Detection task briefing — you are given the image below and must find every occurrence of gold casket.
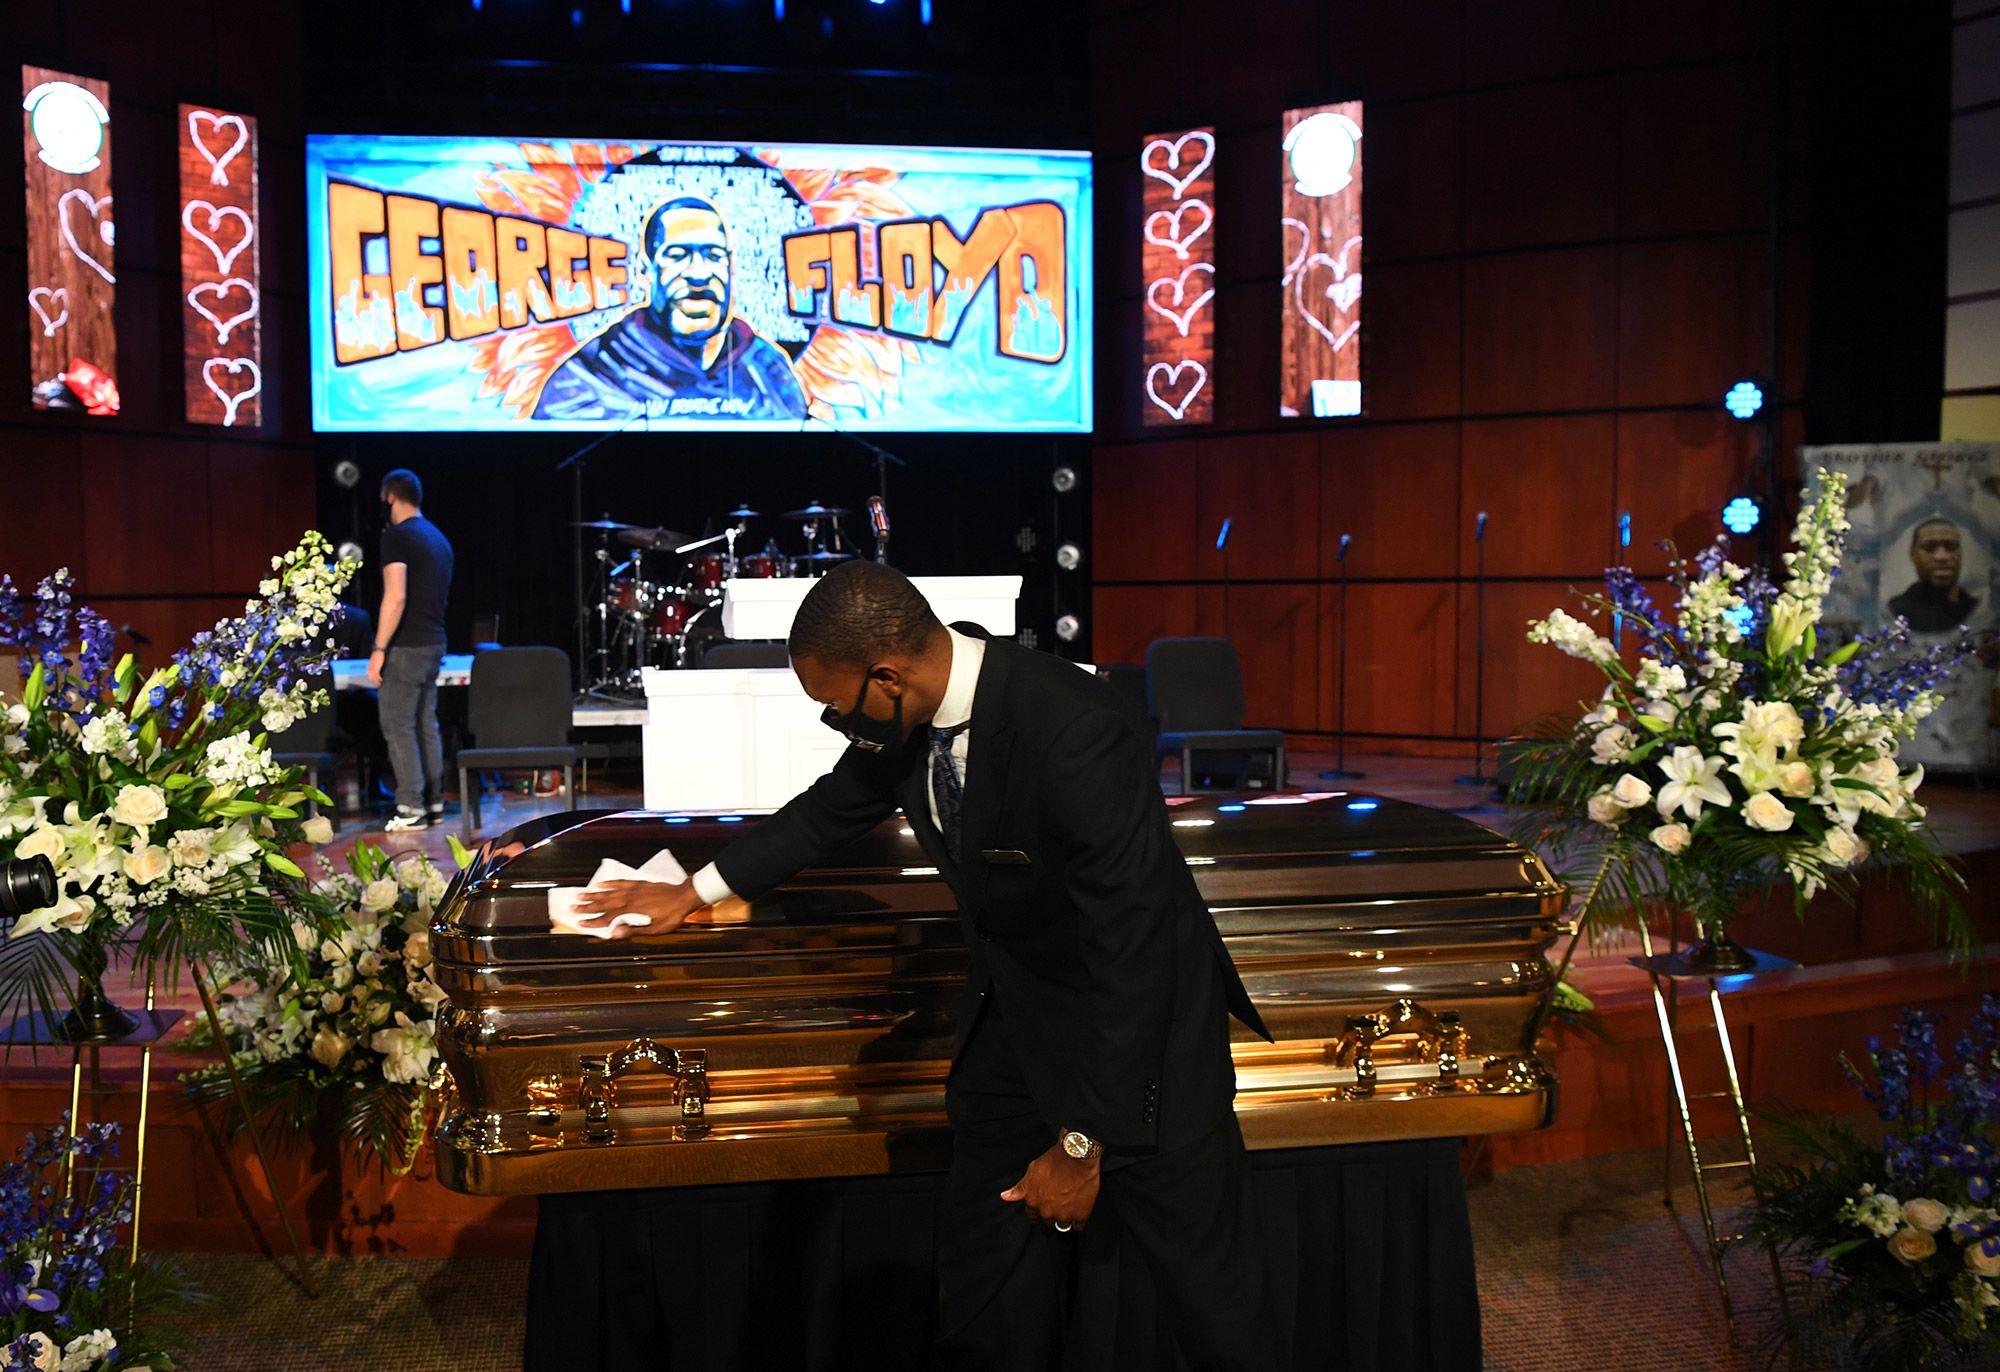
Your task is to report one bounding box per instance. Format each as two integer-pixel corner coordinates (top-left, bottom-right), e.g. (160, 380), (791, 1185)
(430, 793), (1565, 1195)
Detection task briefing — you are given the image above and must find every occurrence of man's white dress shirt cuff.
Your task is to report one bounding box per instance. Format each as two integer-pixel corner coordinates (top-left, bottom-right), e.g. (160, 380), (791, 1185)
(691, 862), (734, 907)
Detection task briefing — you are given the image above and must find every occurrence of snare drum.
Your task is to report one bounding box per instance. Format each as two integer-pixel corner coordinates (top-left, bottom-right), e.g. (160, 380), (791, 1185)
(690, 553), (731, 594)
(736, 551), (783, 579)
(609, 577), (654, 618)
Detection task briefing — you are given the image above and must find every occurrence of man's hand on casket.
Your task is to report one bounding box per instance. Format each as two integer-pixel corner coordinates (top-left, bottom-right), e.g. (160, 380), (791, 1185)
(570, 878), (704, 936)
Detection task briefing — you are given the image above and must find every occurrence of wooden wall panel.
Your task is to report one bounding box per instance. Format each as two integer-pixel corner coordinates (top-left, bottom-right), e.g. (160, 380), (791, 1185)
(78, 435), (213, 594)
(1619, 63), (1767, 238)
(1195, 432), (1321, 580)
(1457, 580), (1615, 738)
(1091, 583), (1200, 667)
(1460, 0), (1620, 87)
(1359, 260), (1461, 420)
(1363, 97), (1461, 263)
(1461, 247), (1620, 415)
(1460, 416), (1618, 577)
(1617, 237), (1766, 409)
(207, 444), (315, 590)
(1319, 423), (1461, 580)
(1613, 410), (1755, 575)
(0, 430), (82, 586)
(1212, 584), (1319, 730)
(1093, 439), (1202, 581)
(1345, 1), (1466, 101)
(1461, 77), (1620, 253)
(1342, 583), (1460, 740)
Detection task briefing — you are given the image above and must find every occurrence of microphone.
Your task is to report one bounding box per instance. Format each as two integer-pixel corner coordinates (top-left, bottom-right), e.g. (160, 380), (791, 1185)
(1617, 511), (1631, 550)
(120, 624), (151, 647)
(1215, 517), (1232, 551)
(1337, 533), (1352, 563)
(868, 495), (890, 540)
(1474, 511), (1488, 542)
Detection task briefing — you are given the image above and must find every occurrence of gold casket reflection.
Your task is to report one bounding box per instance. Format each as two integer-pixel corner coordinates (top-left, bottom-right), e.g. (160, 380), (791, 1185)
(429, 793), (1565, 1195)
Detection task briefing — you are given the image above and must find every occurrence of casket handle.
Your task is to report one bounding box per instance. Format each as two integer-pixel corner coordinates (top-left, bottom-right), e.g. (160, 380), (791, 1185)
(579, 1038), (710, 1142)
(1330, 999), (1472, 1098)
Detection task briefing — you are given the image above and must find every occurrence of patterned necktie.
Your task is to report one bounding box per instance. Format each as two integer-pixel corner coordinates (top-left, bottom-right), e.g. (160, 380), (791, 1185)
(929, 721), (968, 862)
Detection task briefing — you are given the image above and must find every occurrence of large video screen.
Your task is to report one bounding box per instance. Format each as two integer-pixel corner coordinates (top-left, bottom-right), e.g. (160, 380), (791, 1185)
(306, 135), (1092, 432)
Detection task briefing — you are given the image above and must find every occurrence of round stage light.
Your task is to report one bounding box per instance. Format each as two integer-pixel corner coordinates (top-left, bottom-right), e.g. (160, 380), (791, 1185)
(1050, 465), (1078, 493)
(1055, 542), (1084, 571)
(24, 81), (109, 175)
(332, 459), (362, 489)
(336, 540), (365, 566)
(1054, 614), (1081, 642)
(1723, 379), (1764, 420)
(1722, 496), (1762, 535)
(1282, 111), (1362, 197)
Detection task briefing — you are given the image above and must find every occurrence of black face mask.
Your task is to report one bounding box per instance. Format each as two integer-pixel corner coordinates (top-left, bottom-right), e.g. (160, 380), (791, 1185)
(820, 673), (904, 753)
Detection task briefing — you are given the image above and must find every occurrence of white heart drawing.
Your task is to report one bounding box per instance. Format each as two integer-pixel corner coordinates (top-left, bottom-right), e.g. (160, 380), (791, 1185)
(27, 286), (68, 337)
(181, 200), (254, 275)
(1145, 359), (1208, 422)
(1143, 200), (1212, 261)
(1293, 235), (1363, 354)
(58, 190), (115, 283)
(1139, 130), (1215, 201)
(187, 110), (249, 187)
(1146, 264), (1215, 337)
(1280, 217), (1312, 287)
(188, 278), (260, 343)
(200, 357), (262, 428)
(1328, 270), (1363, 315)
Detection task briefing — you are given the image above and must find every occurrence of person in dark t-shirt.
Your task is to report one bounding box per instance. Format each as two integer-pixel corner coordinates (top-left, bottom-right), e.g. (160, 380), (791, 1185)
(368, 468), (454, 830)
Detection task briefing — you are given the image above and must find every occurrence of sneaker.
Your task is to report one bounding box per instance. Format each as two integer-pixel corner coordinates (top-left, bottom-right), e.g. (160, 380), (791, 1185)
(384, 808), (430, 832)
(426, 801), (446, 821)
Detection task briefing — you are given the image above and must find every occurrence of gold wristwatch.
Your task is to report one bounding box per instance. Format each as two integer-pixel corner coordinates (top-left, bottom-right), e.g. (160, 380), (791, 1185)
(1059, 1128), (1102, 1161)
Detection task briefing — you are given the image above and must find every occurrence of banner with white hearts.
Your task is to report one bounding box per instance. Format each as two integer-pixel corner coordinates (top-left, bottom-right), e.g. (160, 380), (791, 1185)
(1277, 100), (1365, 421)
(1139, 125), (1217, 427)
(24, 65), (119, 413)
(179, 103), (262, 428)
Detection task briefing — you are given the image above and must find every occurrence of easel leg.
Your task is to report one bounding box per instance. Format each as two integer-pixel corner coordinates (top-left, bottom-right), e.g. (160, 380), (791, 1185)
(193, 962), (318, 1297)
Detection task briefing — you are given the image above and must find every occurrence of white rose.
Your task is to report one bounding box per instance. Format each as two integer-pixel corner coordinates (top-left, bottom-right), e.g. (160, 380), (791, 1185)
(360, 879), (400, 914)
(309, 1027), (352, 1070)
(168, 829), (214, 868)
(1590, 725), (1633, 766)
(1586, 791), (1627, 827)
(403, 929), (433, 969)
(122, 845), (171, 885)
(1967, 1240), (2000, 1278)
(109, 784), (169, 828)
(1742, 791), (1796, 833)
(1649, 822), (1691, 856)
(320, 991), (346, 1015)
(356, 950), (383, 978)
(1903, 1197), (1949, 1234)
(1777, 762), (1816, 799)
(1888, 1226), (1937, 1266)
(14, 826), (64, 866)
(300, 815), (334, 847)
(1611, 774), (1653, 809)
(1823, 826), (1866, 869)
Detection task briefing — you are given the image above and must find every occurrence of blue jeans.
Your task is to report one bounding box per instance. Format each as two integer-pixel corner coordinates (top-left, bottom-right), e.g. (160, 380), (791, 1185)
(378, 642), (445, 813)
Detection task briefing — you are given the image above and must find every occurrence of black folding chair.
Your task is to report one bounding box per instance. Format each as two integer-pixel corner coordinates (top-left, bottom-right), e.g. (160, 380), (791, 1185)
(1145, 637), (1286, 795)
(456, 646), (577, 839)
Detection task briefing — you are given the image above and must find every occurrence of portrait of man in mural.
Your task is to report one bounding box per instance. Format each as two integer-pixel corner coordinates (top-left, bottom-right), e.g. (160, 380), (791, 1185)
(1888, 516), (1982, 633)
(532, 195), (809, 422)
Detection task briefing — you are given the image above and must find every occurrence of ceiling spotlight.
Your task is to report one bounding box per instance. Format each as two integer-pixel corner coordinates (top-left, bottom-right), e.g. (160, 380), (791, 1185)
(1054, 614), (1081, 642)
(1055, 543), (1084, 571)
(1051, 466), (1078, 493)
(1722, 496), (1763, 535)
(332, 459), (362, 489)
(1723, 379), (1764, 421)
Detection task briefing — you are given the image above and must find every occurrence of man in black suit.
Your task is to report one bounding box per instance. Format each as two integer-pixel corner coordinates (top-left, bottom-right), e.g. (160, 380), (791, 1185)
(573, 562), (1277, 1371)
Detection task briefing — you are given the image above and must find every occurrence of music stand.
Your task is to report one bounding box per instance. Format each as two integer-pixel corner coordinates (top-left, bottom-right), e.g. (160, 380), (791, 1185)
(1455, 511), (1492, 788)
(1319, 532), (1364, 781)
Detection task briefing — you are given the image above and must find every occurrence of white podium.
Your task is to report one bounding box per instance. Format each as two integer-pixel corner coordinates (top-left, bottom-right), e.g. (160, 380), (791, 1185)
(721, 573), (1023, 641)
(640, 667), (847, 812)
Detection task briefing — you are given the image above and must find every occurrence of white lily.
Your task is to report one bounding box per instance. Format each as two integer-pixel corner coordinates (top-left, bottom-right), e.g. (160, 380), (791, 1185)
(1656, 746), (1731, 821)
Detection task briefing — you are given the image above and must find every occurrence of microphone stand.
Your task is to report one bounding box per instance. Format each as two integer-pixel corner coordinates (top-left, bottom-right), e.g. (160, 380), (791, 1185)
(1456, 511), (1492, 788)
(556, 412), (646, 703)
(1612, 511), (1631, 652)
(1319, 533), (1364, 781)
(1216, 517), (1233, 640)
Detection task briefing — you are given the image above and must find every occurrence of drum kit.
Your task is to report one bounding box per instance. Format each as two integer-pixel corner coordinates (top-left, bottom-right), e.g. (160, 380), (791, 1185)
(578, 502), (861, 690)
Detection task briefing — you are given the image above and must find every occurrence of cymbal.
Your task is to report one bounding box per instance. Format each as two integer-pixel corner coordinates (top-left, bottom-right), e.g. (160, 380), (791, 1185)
(726, 506), (760, 519)
(574, 518), (643, 531)
(794, 550), (856, 563)
(616, 526), (695, 551)
(783, 502), (849, 519)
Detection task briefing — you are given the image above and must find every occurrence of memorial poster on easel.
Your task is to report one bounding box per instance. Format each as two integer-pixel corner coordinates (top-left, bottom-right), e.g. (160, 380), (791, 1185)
(1803, 442), (2000, 771)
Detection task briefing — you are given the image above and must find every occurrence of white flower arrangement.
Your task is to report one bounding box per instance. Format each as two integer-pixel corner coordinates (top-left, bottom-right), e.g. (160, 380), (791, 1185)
(1513, 469), (1969, 950)
(184, 841), (451, 1173)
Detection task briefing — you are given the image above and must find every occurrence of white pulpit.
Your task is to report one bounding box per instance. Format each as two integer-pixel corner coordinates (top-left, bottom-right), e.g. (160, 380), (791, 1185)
(641, 667), (847, 812)
(721, 573), (1023, 641)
